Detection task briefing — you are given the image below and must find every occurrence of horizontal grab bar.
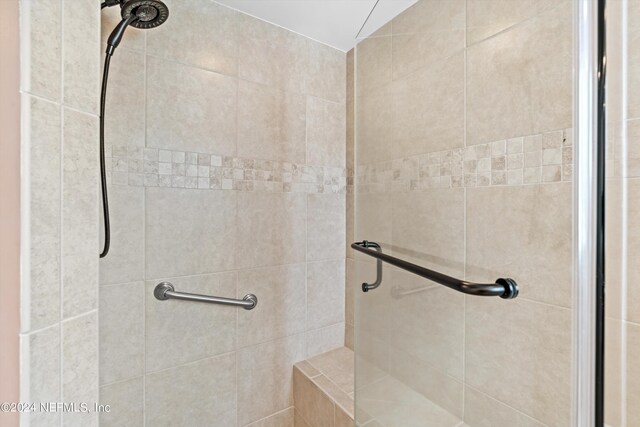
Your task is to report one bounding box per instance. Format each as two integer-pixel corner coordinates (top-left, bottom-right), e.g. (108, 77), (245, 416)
(154, 282), (258, 310)
(351, 241), (518, 299)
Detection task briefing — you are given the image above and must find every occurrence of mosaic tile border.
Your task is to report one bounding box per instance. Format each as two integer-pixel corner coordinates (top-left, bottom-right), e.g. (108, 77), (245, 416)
(107, 146), (349, 194)
(356, 129), (573, 193)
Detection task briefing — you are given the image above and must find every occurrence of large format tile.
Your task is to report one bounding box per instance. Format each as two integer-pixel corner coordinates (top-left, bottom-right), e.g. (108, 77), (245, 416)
(99, 282), (144, 385)
(145, 272), (237, 372)
(627, 322), (640, 423)
(307, 42), (346, 104)
(62, 312), (98, 427)
(465, 297), (571, 426)
(239, 15), (308, 94)
(20, 326), (61, 427)
(99, 185), (144, 285)
(23, 96), (61, 332)
(392, 53), (464, 158)
(624, 179), (640, 323)
(237, 80), (306, 163)
(237, 334), (306, 426)
(466, 183), (572, 307)
(63, 0), (99, 113)
(391, 0), (465, 80)
(146, 187), (236, 278)
(145, 353), (237, 427)
(306, 97), (346, 167)
(391, 188), (465, 277)
(237, 264), (306, 348)
(307, 194), (346, 261)
(20, 0), (61, 100)
(146, 0), (240, 76)
(62, 109), (98, 319)
(466, 0), (561, 45)
(293, 367), (335, 427)
(464, 386), (546, 427)
(355, 24), (392, 98)
(245, 407), (295, 427)
(99, 377), (143, 427)
(466, 2), (572, 144)
(236, 192), (306, 269)
(103, 49), (145, 150)
(306, 323), (346, 358)
(146, 57), (237, 156)
(355, 84), (393, 165)
(307, 260), (346, 330)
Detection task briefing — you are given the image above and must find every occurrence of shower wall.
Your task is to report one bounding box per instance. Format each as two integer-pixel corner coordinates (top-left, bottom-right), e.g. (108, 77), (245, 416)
(354, 0), (574, 425)
(19, 0), (101, 426)
(98, 1), (347, 426)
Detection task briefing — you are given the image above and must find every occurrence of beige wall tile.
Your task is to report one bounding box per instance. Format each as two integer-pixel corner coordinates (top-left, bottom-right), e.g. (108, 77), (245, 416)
(23, 96), (61, 331)
(145, 272), (237, 372)
(237, 80), (306, 163)
(463, 386), (546, 427)
(237, 264), (306, 347)
(293, 367), (335, 427)
(627, 321), (640, 423)
(62, 312), (98, 427)
(62, 109), (98, 318)
(391, 0), (465, 80)
(307, 347), (354, 395)
(99, 282), (144, 385)
(345, 259), (355, 328)
(307, 97), (346, 167)
(307, 43), (346, 104)
(245, 407), (295, 427)
(63, 0), (99, 113)
(239, 15), (308, 94)
(391, 189), (465, 277)
(99, 377), (143, 427)
(466, 184), (572, 307)
(294, 409), (313, 427)
(146, 0), (240, 76)
(465, 297), (571, 426)
(392, 53), (464, 158)
(20, 0), (61, 100)
(307, 260), (346, 330)
(236, 192), (306, 269)
(146, 187), (236, 278)
(355, 26), (392, 97)
(624, 179), (640, 323)
(306, 323), (346, 358)
(466, 3), (572, 144)
(146, 57), (238, 156)
(102, 49), (145, 153)
(307, 194), (346, 261)
(238, 334), (306, 426)
(145, 353), (237, 426)
(466, 0), (561, 45)
(627, 2), (640, 120)
(99, 185), (144, 285)
(356, 84), (393, 165)
(335, 405), (354, 427)
(20, 326), (61, 427)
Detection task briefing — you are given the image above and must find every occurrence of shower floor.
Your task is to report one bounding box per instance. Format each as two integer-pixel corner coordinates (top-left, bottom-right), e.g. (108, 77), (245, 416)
(293, 347), (464, 427)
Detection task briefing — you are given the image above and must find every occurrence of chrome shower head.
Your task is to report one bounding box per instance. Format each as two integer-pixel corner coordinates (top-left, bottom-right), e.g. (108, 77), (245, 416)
(121, 0), (169, 29)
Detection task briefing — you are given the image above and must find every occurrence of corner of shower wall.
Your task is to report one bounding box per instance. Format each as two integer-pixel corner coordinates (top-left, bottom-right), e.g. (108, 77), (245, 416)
(19, 0), (101, 426)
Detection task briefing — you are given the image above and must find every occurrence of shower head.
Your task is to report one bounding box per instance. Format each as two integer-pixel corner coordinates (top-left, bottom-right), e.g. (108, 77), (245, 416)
(121, 0), (169, 29)
(104, 0), (169, 55)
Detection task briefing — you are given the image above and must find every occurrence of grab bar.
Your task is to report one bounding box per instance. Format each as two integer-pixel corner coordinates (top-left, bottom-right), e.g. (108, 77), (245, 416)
(154, 282), (258, 310)
(351, 241), (518, 299)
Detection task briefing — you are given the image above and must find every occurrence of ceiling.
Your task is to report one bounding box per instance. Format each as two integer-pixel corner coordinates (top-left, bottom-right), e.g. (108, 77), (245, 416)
(214, 0), (418, 52)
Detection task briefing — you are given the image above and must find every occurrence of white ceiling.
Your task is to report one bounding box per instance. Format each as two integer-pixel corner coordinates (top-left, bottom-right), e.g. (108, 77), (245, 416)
(214, 0), (417, 52)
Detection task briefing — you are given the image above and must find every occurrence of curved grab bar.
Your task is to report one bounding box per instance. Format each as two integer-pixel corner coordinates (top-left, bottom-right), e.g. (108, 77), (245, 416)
(154, 282), (258, 310)
(351, 241), (518, 299)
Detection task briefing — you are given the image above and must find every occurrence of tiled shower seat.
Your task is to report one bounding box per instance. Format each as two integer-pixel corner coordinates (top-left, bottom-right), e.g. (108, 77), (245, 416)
(293, 347), (356, 427)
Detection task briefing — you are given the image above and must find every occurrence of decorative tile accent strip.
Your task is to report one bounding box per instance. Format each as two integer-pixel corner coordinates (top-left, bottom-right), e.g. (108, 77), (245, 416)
(356, 129), (573, 193)
(107, 146), (348, 194)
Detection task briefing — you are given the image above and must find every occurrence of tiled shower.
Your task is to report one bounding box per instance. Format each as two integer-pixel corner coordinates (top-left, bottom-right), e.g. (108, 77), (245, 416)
(13, 0), (640, 426)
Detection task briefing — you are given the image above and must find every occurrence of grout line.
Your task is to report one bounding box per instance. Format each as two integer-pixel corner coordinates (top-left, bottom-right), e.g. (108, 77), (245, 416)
(59, 0), (65, 424)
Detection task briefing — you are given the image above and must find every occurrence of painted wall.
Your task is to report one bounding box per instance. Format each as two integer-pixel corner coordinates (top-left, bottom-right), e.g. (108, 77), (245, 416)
(98, 1), (347, 425)
(0, 1), (21, 425)
(19, 0), (101, 425)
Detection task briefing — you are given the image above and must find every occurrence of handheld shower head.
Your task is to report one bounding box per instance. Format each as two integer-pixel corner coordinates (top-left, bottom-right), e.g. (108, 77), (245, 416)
(121, 0), (169, 29)
(105, 0), (169, 55)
